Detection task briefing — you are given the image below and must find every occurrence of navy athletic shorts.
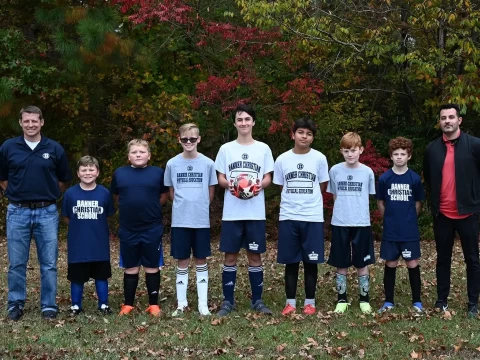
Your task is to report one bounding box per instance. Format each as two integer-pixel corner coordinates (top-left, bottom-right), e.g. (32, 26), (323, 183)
(67, 261), (112, 283)
(277, 220), (325, 264)
(380, 240), (421, 261)
(170, 227), (211, 260)
(118, 224), (163, 268)
(327, 225), (375, 268)
(220, 220), (266, 254)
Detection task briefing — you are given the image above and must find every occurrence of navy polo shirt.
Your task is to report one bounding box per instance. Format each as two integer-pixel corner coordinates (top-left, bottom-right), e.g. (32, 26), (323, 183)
(0, 135), (72, 202)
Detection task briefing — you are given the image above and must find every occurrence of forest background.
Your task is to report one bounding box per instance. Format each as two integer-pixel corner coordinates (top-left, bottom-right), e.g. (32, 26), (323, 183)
(1, 0), (480, 238)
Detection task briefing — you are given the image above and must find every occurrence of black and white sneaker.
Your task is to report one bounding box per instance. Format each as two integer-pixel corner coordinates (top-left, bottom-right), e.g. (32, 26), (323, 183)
(69, 305), (83, 317)
(434, 300), (448, 312)
(98, 304), (112, 315)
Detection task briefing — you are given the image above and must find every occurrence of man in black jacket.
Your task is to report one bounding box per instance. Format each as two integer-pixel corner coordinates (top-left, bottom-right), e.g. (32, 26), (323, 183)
(423, 103), (480, 317)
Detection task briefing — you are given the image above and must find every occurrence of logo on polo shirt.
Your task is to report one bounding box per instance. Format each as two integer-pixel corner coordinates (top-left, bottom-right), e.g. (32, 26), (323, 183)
(308, 252), (318, 261)
(249, 242), (259, 251)
(42, 153), (50, 159)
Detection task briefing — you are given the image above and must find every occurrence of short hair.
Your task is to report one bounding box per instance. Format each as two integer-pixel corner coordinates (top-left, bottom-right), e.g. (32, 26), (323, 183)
(77, 155), (100, 170)
(439, 103), (461, 117)
(292, 118), (317, 136)
(388, 137), (413, 156)
(232, 104), (256, 122)
(127, 139), (150, 153)
(19, 105), (43, 121)
(179, 123), (200, 136)
(340, 132), (362, 149)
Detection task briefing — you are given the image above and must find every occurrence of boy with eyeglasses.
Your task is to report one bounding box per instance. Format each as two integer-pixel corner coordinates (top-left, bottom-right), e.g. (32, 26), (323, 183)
(164, 123), (217, 316)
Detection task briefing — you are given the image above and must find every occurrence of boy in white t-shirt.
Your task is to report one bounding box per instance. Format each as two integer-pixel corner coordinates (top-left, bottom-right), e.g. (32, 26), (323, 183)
(273, 118), (329, 316)
(327, 132), (376, 314)
(164, 123), (217, 316)
(214, 104), (274, 316)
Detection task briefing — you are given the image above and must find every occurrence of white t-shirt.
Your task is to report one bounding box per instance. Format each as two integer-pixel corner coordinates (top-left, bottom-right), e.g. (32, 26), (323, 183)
(273, 149), (329, 222)
(164, 153), (217, 228)
(327, 163), (375, 226)
(215, 140), (274, 220)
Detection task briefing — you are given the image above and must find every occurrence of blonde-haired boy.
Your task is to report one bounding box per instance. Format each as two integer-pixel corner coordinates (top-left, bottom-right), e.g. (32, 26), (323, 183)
(164, 123), (217, 316)
(111, 139), (169, 316)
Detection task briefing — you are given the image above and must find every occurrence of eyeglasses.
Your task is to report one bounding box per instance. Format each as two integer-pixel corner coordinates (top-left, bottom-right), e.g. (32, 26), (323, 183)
(180, 137), (198, 144)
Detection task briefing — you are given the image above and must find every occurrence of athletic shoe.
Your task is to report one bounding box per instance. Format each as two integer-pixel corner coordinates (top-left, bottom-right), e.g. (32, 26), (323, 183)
(378, 302), (394, 314)
(434, 300), (448, 312)
(413, 302), (423, 313)
(334, 302), (349, 314)
(467, 303), (478, 318)
(251, 299), (272, 315)
(303, 304), (316, 315)
(99, 304), (112, 315)
(217, 300), (235, 317)
(119, 305), (134, 315)
(172, 306), (186, 317)
(281, 304), (296, 316)
(69, 305), (83, 317)
(42, 310), (57, 320)
(7, 306), (24, 322)
(359, 302), (372, 314)
(145, 305), (161, 317)
(198, 305), (211, 316)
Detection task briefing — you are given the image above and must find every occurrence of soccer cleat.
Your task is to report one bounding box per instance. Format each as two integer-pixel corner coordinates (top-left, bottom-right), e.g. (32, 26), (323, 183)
(378, 302), (394, 314)
(99, 304), (112, 315)
(198, 305), (211, 316)
(69, 305), (83, 317)
(303, 304), (316, 315)
(251, 299), (272, 315)
(172, 306), (186, 317)
(7, 306), (24, 322)
(119, 305), (134, 315)
(334, 302), (349, 314)
(217, 300), (235, 317)
(42, 310), (57, 320)
(281, 304), (296, 316)
(359, 302), (373, 314)
(145, 305), (161, 317)
(434, 300), (448, 312)
(412, 302), (423, 313)
(467, 303), (478, 318)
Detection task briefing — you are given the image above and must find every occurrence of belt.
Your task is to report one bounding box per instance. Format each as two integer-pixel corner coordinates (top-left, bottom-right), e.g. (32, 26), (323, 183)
(10, 201), (56, 209)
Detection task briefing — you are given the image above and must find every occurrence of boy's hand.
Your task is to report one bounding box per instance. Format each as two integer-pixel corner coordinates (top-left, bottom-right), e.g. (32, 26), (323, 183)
(228, 179), (236, 196)
(253, 178), (262, 196)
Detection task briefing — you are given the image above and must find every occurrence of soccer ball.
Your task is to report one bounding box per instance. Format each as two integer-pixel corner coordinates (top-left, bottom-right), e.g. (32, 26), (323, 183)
(231, 173), (259, 199)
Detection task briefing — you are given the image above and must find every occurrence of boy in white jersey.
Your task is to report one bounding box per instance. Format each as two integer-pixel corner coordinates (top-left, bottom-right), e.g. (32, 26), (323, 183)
(215, 104), (274, 316)
(164, 123), (217, 316)
(377, 137), (424, 313)
(327, 132), (376, 314)
(273, 118), (329, 316)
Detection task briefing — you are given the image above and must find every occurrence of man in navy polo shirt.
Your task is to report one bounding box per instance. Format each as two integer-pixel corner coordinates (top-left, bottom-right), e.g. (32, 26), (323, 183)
(0, 105), (72, 321)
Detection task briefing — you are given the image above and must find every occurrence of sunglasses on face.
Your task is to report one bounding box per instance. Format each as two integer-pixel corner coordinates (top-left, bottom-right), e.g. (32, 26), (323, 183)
(180, 137), (198, 144)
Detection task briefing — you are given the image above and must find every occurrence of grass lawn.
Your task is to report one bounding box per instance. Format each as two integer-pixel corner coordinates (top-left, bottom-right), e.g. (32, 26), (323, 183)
(1, 237), (480, 359)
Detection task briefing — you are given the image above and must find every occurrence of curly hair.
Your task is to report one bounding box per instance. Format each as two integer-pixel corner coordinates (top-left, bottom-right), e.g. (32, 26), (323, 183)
(388, 137), (413, 156)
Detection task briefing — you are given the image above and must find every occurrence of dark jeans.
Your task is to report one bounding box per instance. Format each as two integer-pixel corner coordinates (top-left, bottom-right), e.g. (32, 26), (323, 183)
(434, 213), (480, 304)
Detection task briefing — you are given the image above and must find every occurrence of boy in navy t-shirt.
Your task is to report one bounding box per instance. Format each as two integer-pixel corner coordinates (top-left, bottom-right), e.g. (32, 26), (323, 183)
(377, 137), (425, 313)
(111, 139), (169, 316)
(62, 156), (115, 316)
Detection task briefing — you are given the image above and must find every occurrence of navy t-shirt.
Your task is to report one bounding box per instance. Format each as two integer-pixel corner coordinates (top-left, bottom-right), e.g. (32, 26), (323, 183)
(110, 165), (168, 232)
(0, 135), (72, 202)
(62, 184), (115, 263)
(376, 168), (425, 242)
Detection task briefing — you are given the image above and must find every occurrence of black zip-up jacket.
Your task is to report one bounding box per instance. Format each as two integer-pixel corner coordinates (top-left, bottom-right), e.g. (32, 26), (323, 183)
(423, 131), (480, 216)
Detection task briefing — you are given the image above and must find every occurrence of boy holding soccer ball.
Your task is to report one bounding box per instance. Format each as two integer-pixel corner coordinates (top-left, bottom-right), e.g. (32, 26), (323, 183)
(214, 104), (274, 316)
(273, 118), (329, 315)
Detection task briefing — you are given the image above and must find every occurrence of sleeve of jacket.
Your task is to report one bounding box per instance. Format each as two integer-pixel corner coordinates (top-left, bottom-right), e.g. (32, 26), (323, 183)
(423, 145), (430, 193)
